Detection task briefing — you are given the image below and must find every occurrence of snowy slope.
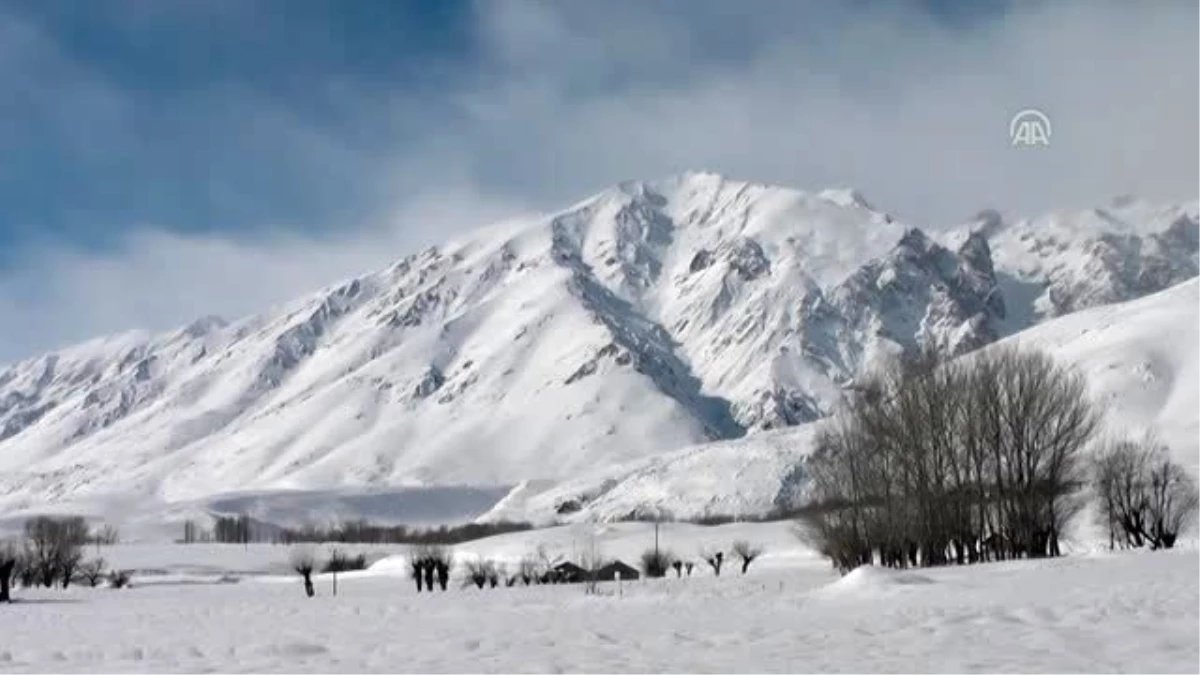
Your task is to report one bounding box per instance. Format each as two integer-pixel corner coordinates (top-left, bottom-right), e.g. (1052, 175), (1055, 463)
(0, 173), (1194, 520)
(483, 278), (1199, 525)
(478, 426), (817, 526)
(994, 276), (1199, 472)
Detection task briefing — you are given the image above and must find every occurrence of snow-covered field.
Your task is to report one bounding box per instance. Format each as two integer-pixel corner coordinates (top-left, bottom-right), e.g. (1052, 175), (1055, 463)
(2, 531), (1195, 673)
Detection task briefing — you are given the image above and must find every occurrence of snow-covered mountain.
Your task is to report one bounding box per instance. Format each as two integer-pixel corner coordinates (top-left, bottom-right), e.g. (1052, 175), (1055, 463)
(947, 198), (1198, 328)
(482, 277), (1200, 525)
(0, 172), (1195, 519)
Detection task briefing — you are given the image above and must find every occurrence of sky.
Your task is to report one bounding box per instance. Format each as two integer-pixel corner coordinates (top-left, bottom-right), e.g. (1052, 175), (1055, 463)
(0, 0), (1196, 362)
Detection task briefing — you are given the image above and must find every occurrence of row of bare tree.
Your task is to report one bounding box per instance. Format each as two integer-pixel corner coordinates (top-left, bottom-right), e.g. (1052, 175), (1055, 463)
(288, 539), (768, 598)
(1, 516), (129, 602)
(796, 346), (1197, 574)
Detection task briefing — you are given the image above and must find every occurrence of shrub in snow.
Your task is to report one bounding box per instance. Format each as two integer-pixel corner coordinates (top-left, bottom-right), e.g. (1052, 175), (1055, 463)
(797, 346), (1098, 574)
(640, 549), (674, 578)
(108, 569), (131, 589)
(463, 558), (498, 589)
(290, 546), (318, 598)
(732, 541), (763, 574)
(1093, 435), (1199, 550)
(671, 560), (683, 577)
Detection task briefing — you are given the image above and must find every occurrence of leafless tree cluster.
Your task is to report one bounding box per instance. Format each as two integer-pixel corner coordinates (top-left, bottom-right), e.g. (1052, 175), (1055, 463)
(91, 525), (120, 547)
(321, 549), (368, 574)
(1093, 436), (1199, 550)
(278, 519), (533, 545)
(410, 545), (453, 592)
(23, 515), (92, 589)
(797, 346), (1098, 574)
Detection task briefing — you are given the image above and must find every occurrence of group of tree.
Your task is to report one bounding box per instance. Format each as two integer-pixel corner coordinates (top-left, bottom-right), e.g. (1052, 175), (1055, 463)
(795, 346), (1198, 574)
(288, 545), (372, 598)
(1, 516), (129, 602)
(642, 541), (762, 579)
(187, 516), (532, 546)
(410, 545), (453, 592)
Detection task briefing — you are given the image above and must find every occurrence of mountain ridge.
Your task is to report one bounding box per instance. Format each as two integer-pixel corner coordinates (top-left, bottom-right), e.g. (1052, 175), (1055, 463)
(0, 172), (1195, 517)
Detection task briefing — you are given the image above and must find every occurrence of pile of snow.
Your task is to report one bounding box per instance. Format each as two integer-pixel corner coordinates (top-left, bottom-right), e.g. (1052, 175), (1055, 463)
(813, 565), (937, 598)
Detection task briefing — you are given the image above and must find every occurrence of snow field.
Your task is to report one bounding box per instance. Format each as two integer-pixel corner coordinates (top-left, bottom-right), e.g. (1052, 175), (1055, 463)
(0, 545), (1194, 673)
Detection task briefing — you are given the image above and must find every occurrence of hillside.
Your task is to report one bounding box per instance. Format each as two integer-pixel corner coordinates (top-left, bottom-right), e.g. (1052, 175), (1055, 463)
(481, 278), (1199, 525)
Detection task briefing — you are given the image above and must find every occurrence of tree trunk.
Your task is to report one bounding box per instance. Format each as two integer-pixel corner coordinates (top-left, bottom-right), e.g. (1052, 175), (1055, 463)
(0, 561), (13, 602)
(303, 573), (314, 598)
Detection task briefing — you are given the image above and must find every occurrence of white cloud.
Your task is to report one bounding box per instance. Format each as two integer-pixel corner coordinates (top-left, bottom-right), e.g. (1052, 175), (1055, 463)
(0, 0), (1195, 362)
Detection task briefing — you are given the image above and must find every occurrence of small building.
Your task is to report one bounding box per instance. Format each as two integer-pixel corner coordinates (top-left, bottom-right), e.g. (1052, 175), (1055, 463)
(552, 561), (588, 584)
(595, 560), (639, 582)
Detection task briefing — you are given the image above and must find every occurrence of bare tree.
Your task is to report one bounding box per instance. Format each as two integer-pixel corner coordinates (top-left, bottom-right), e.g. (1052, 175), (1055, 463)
(59, 547), (84, 589)
(732, 540), (763, 574)
(517, 554), (539, 585)
(290, 546), (317, 598)
(700, 549), (725, 576)
(77, 557), (107, 587)
(1147, 454), (1199, 549)
(0, 540), (18, 602)
(1094, 436), (1199, 550)
(16, 549), (36, 588)
(410, 556), (427, 593)
(577, 531), (604, 595)
(428, 547), (453, 592)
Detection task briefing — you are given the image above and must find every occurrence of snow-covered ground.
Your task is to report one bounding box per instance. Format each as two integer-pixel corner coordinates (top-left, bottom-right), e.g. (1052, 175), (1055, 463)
(1, 531), (1195, 673)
